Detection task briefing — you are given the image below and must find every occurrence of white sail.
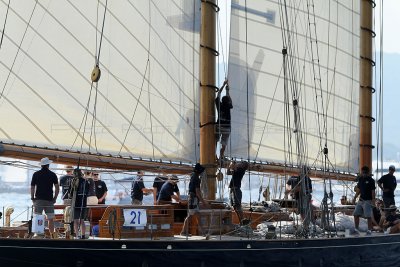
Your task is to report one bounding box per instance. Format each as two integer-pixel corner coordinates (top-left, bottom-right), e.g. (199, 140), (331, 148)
(0, 0), (200, 164)
(228, 0), (360, 173)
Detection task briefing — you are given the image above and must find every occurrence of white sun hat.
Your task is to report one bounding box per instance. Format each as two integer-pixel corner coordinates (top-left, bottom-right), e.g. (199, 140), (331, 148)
(39, 157), (53, 166)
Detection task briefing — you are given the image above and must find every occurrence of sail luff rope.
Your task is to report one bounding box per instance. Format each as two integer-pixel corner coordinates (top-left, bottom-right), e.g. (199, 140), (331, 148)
(375, 0), (383, 197)
(147, 1), (155, 160)
(192, 0), (198, 163)
(244, 0), (252, 213)
(0, 0), (10, 50)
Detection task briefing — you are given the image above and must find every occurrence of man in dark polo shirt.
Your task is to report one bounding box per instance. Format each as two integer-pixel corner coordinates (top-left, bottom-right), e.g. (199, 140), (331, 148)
(228, 161), (249, 225)
(30, 157), (59, 237)
(131, 171), (153, 205)
(157, 175), (180, 204)
(59, 165), (74, 205)
(181, 163), (208, 236)
(378, 165), (397, 208)
(93, 172), (108, 204)
(353, 166), (376, 235)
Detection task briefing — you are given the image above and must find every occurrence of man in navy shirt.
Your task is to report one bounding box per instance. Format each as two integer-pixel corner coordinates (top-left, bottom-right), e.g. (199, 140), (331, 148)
(353, 166), (376, 235)
(152, 173), (168, 204)
(30, 157), (59, 237)
(59, 165), (74, 205)
(228, 161), (249, 225)
(378, 165), (397, 208)
(157, 175), (180, 204)
(131, 171), (152, 205)
(181, 163), (208, 236)
(215, 79), (232, 161)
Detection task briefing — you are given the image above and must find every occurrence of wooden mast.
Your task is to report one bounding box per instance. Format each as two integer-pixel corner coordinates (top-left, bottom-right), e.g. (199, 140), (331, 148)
(359, 0), (375, 171)
(200, 0), (217, 199)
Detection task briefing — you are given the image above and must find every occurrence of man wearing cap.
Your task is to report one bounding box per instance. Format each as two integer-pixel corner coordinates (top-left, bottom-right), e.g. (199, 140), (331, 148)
(353, 166), (376, 235)
(378, 165), (397, 208)
(59, 165), (74, 205)
(181, 163), (208, 236)
(30, 157), (60, 237)
(157, 175), (180, 204)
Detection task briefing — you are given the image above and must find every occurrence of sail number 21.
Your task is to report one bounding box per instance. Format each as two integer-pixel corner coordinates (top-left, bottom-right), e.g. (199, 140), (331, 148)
(123, 209), (147, 227)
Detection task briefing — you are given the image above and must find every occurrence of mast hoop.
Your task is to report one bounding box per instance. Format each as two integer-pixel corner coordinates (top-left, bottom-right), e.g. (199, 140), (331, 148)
(360, 56), (376, 66)
(360, 85), (376, 93)
(366, 0), (376, 8)
(200, 0), (220, 12)
(200, 82), (219, 92)
(359, 143), (375, 149)
(360, 26), (376, 38)
(200, 44), (219, 56)
(359, 114), (376, 122)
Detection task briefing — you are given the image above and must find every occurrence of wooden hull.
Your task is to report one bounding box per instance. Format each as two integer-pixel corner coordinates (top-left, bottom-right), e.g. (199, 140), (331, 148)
(0, 234), (399, 267)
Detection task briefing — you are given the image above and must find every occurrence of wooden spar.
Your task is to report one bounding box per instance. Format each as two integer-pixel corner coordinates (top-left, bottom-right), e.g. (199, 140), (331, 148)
(0, 143), (356, 181)
(200, 0), (217, 199)
(359, 0), (375, 171)
(0, 143), (192, 174)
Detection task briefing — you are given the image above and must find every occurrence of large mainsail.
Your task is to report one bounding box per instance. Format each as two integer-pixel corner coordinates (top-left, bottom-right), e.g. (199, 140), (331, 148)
(228, 0), (360, 173)
(0, 0), (200, 165)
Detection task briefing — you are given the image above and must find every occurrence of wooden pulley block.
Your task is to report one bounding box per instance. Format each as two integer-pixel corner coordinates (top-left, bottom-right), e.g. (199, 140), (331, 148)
(91, 66), (101, 82)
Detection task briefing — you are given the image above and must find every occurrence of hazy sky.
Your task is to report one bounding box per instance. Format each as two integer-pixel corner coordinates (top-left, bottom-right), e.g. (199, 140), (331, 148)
(374, 0), (399, 54)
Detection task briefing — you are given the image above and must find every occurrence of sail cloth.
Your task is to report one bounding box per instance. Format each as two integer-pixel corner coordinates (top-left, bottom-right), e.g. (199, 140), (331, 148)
(0, 0), (200, 163)
(228, 0), (360, 173)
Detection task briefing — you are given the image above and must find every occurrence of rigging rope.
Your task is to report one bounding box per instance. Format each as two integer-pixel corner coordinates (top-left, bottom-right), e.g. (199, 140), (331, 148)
(0, 0), (10, 50)
(0, 0), (38, 100)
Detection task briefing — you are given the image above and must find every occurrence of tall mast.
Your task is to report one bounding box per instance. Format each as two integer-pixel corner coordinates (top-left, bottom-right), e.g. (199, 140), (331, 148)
(359, 0), (375, 171)
(200, 0), (218, 199)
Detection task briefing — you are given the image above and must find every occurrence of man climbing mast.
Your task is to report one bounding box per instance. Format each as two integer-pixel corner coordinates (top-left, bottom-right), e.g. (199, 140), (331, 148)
(215, 79), (232, 162)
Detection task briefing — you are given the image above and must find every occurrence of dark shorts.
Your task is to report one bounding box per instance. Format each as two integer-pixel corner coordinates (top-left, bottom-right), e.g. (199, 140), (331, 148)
(382, 196), (395, 208)
(188, 195), (200, 215)
(230, 187), (242, 209)
(215, 125), (230, 146)
(33, 200), (55, 219)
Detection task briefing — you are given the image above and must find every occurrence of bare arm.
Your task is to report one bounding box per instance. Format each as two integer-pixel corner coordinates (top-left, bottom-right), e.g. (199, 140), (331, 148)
(171, 194), (180, 202)
(196, 187), (207, 205)
(53, 184), (60, 202)
(153, 188), (158, 203)
(30, 186), (35, 200)
(99, 191), (108, 203)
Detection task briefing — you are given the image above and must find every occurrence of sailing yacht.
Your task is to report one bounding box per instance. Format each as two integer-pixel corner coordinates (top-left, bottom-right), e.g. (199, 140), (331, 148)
(0, 0), (397, 266)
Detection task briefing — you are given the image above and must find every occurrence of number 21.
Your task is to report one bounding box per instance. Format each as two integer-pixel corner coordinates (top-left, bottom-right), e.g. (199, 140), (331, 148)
(130, 210), (141, 224)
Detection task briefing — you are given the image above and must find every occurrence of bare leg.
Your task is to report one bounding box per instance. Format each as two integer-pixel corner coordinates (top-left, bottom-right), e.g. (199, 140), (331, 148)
(367, 218), (372, 231)
(235, 208), (244, 224)
(181, 215), (191, 235)
(354, 215), (360, 229)
(220, 145), (226, 160)
(48, 218), (54, 233)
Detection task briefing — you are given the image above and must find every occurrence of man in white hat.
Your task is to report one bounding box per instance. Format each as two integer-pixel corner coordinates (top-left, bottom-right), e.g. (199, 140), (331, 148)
(378, 165), (397, 209)
(30, 157), (60, 237)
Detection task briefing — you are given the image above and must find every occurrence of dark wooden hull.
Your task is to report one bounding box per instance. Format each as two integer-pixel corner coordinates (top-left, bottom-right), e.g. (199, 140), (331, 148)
(0, 234), (399, 267)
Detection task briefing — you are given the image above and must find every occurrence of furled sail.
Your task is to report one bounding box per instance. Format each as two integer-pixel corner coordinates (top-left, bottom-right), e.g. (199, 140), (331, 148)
(228, 0), (360, 173)
(0, 0), (200, 164)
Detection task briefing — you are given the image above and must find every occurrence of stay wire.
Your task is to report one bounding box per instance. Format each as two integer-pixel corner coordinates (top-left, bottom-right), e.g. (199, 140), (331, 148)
(95, 0), (108, 66)
(0, 0), (10, 50)
(0, 0), (38, 100)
